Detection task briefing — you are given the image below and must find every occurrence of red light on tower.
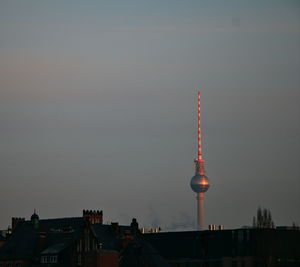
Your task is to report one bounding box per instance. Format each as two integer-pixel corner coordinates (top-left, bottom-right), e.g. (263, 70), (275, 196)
(190, 91), (210, 230)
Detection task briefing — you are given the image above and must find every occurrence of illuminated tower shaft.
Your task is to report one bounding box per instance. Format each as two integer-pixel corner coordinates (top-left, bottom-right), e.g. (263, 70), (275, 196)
(190, 91), (210, 230)
(197, 192), (204, 230)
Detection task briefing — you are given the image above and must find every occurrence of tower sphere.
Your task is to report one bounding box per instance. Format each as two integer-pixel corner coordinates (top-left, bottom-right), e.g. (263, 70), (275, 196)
(190, 174), (210, 193)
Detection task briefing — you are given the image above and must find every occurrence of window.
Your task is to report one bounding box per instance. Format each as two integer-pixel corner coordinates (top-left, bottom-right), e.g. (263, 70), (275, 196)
(85, 232), (90, 251)
(41, 256), (48, 263)
(77, 239), (83, 252)
(53, 256), (57, 263)
(77, 254), (82, 266)
(238, 230), (243, 242)
(246, 230), (250, 242)
(48, 256), (57, 263)
(77, 241), (80, 252)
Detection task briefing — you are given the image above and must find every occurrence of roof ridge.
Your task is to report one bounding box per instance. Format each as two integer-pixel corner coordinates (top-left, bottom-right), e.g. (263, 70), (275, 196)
(39, 217), (83, 221)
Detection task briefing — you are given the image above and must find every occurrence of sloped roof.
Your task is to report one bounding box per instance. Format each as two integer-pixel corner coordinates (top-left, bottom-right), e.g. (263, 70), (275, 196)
(91, 224), (134, 251)
(120, 239), (171, 267)
(0, 217), (84, 260)
(41, 243), (69, 255)
(91, 224), (119, 250)
(0, 221), (37, 260)
(37, 217), (84, 232)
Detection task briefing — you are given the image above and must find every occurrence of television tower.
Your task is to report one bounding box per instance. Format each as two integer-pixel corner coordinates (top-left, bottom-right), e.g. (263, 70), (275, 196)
(190, 91), (210, 230)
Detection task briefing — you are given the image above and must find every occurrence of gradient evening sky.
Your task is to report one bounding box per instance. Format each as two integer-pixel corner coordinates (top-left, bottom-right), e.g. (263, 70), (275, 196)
(0, 0), (299, 230)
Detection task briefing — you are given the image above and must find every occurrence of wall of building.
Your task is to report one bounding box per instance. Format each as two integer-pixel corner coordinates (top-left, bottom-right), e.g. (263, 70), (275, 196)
(98, 251), (119, 267)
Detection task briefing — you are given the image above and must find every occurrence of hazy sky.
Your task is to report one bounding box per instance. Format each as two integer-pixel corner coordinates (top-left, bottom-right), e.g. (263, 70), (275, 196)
(1, 0), (299, 230)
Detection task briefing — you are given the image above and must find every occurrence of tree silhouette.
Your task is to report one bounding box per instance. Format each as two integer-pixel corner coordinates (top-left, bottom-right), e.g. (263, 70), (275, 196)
(252, 206), (275, 228)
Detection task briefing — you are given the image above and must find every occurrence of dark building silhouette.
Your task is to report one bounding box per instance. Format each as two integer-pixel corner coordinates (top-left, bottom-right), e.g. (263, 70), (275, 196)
(119, 239), (170, 267)
(11, 218), (25, 232)
(1, 210), (299, 267)
(0, 210), (168, 267)
(143, 228), (300, 267)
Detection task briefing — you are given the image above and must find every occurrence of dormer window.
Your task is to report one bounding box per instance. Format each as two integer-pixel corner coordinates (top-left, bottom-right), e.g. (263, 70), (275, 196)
(41, 255), (57, 264)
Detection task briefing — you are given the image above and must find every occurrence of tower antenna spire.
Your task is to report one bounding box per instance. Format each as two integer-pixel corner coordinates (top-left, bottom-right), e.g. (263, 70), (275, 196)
(197, 91), (202, 161)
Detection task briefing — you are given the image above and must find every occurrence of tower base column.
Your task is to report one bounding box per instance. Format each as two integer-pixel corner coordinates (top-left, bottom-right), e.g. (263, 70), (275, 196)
(197, 192), (204, 230)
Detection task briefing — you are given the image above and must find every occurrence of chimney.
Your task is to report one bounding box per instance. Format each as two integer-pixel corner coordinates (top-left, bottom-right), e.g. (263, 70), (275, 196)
(111, 222), (119, 234)
(130, 218), (139, 236)
(82, 210), (103, 224)
(12, 217), (25, 231)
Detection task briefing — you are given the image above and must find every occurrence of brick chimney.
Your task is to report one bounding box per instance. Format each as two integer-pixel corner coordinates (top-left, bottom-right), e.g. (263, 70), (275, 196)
(82, 210), (103, 224)
(11, 217), (25, 231)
